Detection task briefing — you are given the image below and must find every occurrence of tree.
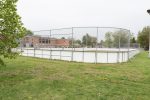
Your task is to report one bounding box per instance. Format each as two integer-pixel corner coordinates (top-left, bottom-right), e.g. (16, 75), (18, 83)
(112, 30), (129, 48)
(82, 33), (97, 47)
(61, 37), (65, 39)
(131, 37), (136, 43)
(74, 39), (81, 46)
(138, 26), (150, 50)
(26, 30), (33, 36)
(104, 32), (113, 48)
(99, 40), (104, 48)
(0, 0), (26, 65)
(82, 33), (90, 46)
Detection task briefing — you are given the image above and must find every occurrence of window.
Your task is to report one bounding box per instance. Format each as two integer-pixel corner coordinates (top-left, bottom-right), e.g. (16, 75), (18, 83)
(46, 39), (48, 44)
(42, 39), (45, 43)
(31, 44), (33, 47)
(26, 37), (29, 42)
(39, 38), (42, 43)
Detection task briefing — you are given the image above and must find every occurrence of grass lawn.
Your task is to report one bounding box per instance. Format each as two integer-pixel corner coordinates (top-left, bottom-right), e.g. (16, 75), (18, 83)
(0, 52), (150, 100)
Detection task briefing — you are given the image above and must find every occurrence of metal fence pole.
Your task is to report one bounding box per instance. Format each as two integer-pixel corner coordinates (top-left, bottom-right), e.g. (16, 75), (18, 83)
(119, 33), (121, 63)
(107, 51), (108, 63)
(42, 49), (43, 58)
(95, 27), (98, 64)
(84, 31), (88, 62)
(49, 30), (52, 60)
(21, 47), (23, 56)
(122, 51), (123, 62)
(60, 49), (62, 60)
(118, 31), (121, 63)
(27, 48), (28, 56)
(128, 30), (131, 60)
(71, 27), (74, 61)
(82, 31), (84, 62)
(83, 47), (84, 62)
(34, 48), (35, 57)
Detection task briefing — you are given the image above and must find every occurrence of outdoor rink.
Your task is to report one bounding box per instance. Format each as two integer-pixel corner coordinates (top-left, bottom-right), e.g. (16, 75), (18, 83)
(17, 48), (140, 63)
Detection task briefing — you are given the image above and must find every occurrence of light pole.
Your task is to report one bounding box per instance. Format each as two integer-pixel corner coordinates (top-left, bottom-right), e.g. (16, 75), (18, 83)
(147, 9), (150, 58)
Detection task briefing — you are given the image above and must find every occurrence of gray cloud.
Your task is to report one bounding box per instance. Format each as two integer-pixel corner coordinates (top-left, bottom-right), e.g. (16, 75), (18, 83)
(17, 0), (150, 35)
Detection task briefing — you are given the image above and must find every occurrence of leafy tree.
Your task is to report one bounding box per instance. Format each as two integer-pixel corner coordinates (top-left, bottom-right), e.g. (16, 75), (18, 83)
(104, 32), (113, 48)
(82, 33), (97, 47)
(82, 33), (90, 46)
(112, 30), (129, 48)
(26, 30), (33, 36)
(131, 37), (136, 43)
(138, 26), (150, 50)
(0, 0), (26, 65)
(99, 40), (104, 48)
(74, 39), (81, 46)
(61, 37), (65, 39)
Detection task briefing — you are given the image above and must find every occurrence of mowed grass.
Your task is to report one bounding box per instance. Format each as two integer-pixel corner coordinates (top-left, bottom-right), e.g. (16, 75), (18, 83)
(0, 52), (150, 100)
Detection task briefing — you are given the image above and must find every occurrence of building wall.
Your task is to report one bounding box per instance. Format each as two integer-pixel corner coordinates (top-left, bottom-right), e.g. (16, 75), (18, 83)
(22, 36), (40, 47)
(21, 36), (70, 48)
(55, 39), (70, 47)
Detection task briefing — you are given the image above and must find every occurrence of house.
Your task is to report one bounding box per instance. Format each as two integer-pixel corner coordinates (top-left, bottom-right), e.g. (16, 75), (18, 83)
(20, 35), (70, 48)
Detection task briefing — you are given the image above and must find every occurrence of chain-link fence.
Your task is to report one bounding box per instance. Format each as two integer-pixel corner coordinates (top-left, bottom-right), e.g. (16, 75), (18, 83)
(18, 27), (140, 63)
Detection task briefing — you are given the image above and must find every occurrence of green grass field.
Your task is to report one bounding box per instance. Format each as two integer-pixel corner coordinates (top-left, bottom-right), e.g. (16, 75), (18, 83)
(0, 52), (150, 100)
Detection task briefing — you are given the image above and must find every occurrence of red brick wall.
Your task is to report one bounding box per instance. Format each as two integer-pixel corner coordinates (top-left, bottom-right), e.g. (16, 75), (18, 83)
(55, 39), (70, 47)
(21, 36), (70, 47)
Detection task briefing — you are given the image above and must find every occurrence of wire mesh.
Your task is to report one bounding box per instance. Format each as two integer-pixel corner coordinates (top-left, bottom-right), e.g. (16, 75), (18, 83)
(18, 27), (140, 63)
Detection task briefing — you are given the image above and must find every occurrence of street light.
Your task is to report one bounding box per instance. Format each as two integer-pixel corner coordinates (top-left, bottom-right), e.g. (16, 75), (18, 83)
(147, 9), (150, 58)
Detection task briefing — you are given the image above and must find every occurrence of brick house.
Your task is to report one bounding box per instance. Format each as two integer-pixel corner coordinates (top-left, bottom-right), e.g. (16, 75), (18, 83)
(20, 35), (70, 48)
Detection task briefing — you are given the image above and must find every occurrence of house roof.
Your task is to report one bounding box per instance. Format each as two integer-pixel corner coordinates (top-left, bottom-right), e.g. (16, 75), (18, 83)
(25, 35), (56, 39)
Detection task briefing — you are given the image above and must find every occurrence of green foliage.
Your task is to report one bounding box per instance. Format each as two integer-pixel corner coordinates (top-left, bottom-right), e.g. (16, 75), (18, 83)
(104, 32), (113, 48)
(74, 39), (82, 47)
(138, 26), (150, 50)
(0, 0), (26, 65)
(61, 37), (65, 39)
(131, 37), (136, 43)
(25, 30), (33, 36)
(112, 30), (129, 48)
(103, 30), (129, 48)
(82, 33), (97, 47)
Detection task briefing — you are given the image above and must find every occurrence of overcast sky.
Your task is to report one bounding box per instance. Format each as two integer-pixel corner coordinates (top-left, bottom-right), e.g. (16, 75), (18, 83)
(17, 0), (150, 35)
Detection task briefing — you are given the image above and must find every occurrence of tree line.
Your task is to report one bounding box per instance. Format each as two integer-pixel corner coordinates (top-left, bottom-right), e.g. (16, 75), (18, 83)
(73, 27), (149, 50)
(73, 30), (129, 48)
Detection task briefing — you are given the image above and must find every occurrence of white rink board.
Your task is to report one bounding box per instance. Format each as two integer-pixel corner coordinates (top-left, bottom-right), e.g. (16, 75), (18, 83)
(17, 48), (140, 63)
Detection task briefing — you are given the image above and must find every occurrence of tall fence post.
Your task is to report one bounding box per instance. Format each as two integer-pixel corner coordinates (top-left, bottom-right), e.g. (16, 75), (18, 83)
(21, 47), (23, 56)
(71, 27), (74, 61)
(118, 32), (121, 63)
(122, 51), (123, 62)
(60, 50), (62, 60)
(83, 47), (84, 62)
(49, 30), (52, 60)
(34, 48), (35, 57)
(27, 48), (28, 57)
(42, 48), (43, 58)
(128, 30), (131, 60)
(95, 27), (98, 64)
